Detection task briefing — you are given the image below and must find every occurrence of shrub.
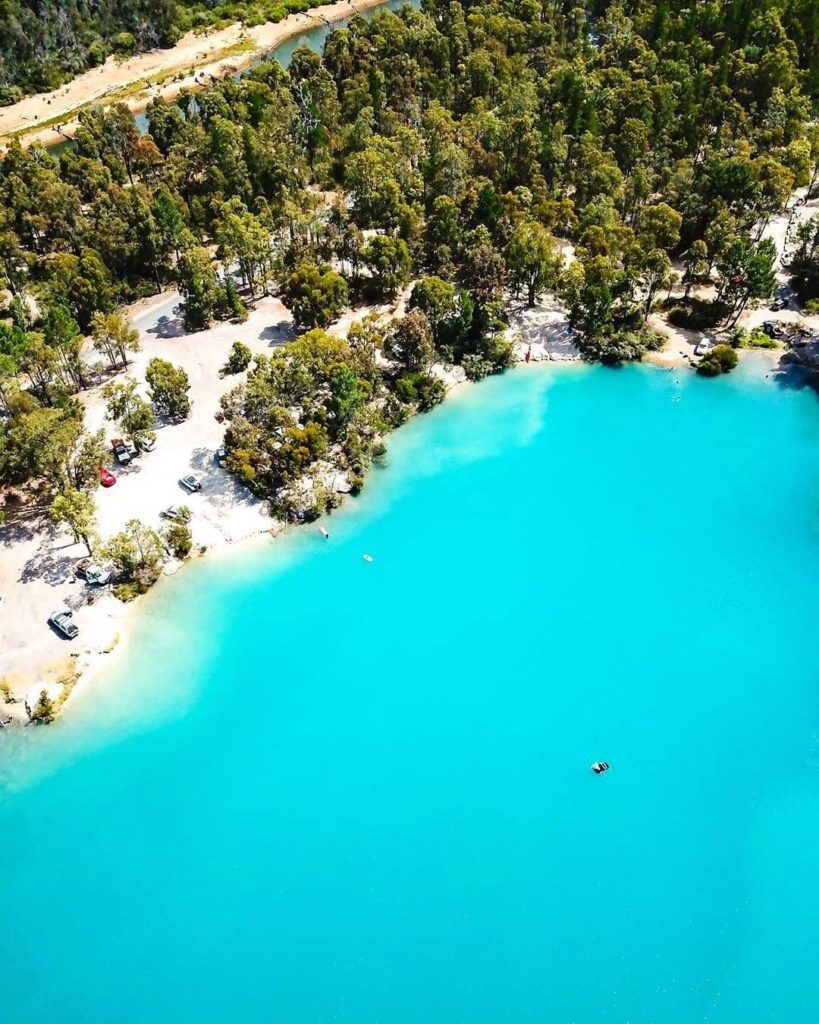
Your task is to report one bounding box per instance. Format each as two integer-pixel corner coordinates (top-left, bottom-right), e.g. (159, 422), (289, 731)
(222, 341), (253, 375)
(111, 32), (136, 56)
(697, 343), (738, 376)
(394, 371), (446, 410)
(0, 86), (24, 107)
(164, 521), (193, 559)
(281, 263), (348, 329)
(87, 41), (108, 67)
(31, 689), (56, 724)
(642, 328), (667, 352)
(667, 298), (730, 330)
(579, 329), (646, 365)
(146, 358), (191, 420)
(462, 353), (493, 380)
(748, 331), (779, 349)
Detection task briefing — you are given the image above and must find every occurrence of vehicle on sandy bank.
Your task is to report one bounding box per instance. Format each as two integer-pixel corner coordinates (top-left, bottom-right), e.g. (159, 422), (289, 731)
(112, 438), (136, 465)
(179, 474), (202, 493)
(98, 467), (117, 487)
(762, 321), (786, 339)
(161, 504), (186, 521)
(48, 609), (78, 639)
(75, 559), (111, 586)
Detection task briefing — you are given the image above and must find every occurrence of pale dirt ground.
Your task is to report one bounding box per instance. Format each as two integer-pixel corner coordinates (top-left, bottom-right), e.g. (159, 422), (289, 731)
(506, 294), (581, 362)
(0, 282), (417, 722)
(0, 0), (390, 149)
(0, 289), (291, 718)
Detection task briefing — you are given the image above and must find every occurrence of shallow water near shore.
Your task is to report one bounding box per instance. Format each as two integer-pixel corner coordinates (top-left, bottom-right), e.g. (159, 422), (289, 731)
(3, 362), (819, 1023)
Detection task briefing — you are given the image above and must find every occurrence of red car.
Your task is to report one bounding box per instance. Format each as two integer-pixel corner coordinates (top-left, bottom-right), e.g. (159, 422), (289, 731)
(98, 468), (117, 488)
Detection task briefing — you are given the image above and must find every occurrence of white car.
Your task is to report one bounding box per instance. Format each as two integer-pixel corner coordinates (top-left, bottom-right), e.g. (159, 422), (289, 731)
(179, 474), (202, 493)
(161, 505), (182, 520)
(76, 559), (111, 586)
(694, 338), (714, 357)
(48, 609), (78, 639)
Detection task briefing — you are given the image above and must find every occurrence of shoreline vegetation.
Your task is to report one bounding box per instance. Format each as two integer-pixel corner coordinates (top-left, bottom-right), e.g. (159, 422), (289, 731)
(3, 0), (819, 726)
(0, 0), (395, 150)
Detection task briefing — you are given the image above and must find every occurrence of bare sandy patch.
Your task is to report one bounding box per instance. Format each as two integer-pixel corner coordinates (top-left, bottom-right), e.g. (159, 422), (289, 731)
(505, 294), (581, 363)
(0, 289), (291, 720)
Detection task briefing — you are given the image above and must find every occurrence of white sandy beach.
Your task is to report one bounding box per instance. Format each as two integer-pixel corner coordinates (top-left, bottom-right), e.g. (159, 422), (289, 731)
(0, 281), (422, 722)
(0, 290), (284, 718)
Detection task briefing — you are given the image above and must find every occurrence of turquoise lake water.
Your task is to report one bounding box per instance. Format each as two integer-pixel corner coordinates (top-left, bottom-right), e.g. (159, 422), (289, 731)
(2, 362), (819, 1023)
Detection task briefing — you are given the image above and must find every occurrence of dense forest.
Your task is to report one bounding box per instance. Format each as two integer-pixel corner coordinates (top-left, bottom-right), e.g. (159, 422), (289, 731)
(0, 0), (330, 102)
(3, 0), (819, 527)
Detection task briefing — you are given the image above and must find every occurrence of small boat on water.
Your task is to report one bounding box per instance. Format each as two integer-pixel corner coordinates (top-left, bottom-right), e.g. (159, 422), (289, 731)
(318, 526), (329, 539)
(363, 554), (374, 563)
(591, 761), (610, 775)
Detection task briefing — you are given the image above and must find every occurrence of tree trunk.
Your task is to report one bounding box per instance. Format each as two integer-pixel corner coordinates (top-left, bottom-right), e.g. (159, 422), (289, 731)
(644, 285), (656, 322)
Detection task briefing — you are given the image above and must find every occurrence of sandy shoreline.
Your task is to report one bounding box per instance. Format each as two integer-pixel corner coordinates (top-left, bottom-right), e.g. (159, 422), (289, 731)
(0, 339), (782, 733)
(0, 0), (393, 150)
(0, 306), (568, 729)
(0, 271), (805, 730)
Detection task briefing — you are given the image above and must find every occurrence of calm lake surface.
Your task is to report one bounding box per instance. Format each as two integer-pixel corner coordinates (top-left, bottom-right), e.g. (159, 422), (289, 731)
(3, 362), (819, 1023)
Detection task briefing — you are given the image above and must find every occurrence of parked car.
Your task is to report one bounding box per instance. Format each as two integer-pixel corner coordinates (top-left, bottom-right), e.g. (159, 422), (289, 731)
(98, 468), (117, 487)
(112, 438), (134, 465)
(138, 436), (156, 453)
(694, 337), (715, 356)
(770, 297), (787, 311)
(180, 474), (202, 493)
(48, 609), (78, 639)
(75, 559), (111, 586)
(216, 446), (226, 465)
(161, 505), (182, 520)
(762, 321), (785, 339)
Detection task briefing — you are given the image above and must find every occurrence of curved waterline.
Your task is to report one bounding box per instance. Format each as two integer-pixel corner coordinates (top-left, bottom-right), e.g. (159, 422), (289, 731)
(2, 363), (819, 1021)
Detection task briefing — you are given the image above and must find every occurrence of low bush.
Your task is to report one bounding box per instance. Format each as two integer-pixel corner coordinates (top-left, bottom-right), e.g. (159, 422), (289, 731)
(222, 341), (253, 375)
(697, 344), (738, 376)
(667, 299), (730, 330)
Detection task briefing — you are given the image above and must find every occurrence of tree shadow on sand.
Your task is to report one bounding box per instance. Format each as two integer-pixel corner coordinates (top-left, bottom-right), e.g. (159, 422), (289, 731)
(18, 532), (83, 588)
(187, 447), (263, 512)
(0, 505), (47, 548)
(147, 309), (187, 340)
(259, 321), (297, 348)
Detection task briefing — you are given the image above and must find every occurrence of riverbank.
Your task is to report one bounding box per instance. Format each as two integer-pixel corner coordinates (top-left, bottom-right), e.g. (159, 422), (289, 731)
(0, 0), (393, 150)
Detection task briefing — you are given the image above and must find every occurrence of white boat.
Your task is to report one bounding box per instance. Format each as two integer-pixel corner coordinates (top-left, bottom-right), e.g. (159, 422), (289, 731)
(363, 554), (374, 563)
(591, 761), (610, 775)
(318, 526), (329, 539)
